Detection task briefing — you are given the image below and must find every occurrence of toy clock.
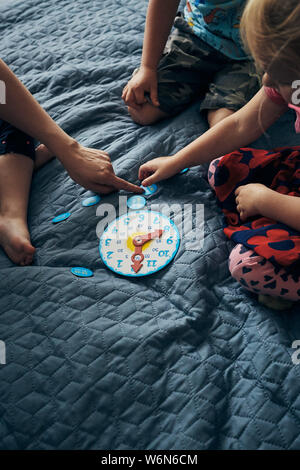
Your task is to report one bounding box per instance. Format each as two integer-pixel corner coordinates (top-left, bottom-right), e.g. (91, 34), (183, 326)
(99, 210), (180, 277)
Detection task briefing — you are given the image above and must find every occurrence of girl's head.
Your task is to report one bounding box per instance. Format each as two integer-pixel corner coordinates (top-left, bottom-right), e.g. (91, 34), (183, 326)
(241, 0), (300, 101)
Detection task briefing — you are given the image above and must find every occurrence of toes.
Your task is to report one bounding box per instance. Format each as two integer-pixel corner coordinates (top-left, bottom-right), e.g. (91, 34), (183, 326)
(25, 243), (36, 256)
(19, 252), (34, 266)
(7, 238), (35, 265)
(22, 244), (35, 265)
(24, 254), (33, 265)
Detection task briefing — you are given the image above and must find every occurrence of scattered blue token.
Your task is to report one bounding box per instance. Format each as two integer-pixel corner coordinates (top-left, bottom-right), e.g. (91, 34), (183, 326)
(71, 267), (94, 278)
(82, 195), (101, 207)
(52, 212), (71, 224)
(141, 184), (158, 196)
(180, 168), (189, 174)
(127, 195), (146, 210)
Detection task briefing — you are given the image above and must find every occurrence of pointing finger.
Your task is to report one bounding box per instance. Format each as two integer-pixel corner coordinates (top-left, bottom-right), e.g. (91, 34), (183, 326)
(110, 174), (144, 194)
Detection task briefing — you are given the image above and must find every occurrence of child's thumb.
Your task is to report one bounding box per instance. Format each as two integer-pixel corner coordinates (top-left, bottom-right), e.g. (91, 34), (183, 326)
(142, 172), (159, 187)
(150, 85), (160, 107)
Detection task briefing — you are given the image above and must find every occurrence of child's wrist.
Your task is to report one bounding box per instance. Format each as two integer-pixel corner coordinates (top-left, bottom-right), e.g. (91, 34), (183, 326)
(140, 61), (157, 72)
(172, 153), (190, 172)
(254, 185), (273, 213)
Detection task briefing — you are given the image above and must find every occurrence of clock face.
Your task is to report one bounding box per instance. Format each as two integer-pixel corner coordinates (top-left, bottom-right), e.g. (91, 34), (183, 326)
(99, 210), (180, 277)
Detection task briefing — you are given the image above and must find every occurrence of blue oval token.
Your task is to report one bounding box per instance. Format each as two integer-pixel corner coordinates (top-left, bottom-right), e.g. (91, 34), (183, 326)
(141, 184), (158, 196)
(82, 195), (101, 207)
(71, 267), (94, 278)
(127, 195), (146, 210)
(52, 212), (71, 224)
(180, 168), (189, 174)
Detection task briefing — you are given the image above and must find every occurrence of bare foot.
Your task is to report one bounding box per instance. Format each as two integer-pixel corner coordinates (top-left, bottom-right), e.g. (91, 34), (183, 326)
(0, 216), (35, 265)
(35, 144), (55, 170)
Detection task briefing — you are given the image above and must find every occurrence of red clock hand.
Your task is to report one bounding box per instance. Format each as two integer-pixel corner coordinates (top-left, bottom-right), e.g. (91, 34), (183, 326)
(132, 230), (164, 247)
(131, 246), (144, 274)
(131, 230), (164, 273)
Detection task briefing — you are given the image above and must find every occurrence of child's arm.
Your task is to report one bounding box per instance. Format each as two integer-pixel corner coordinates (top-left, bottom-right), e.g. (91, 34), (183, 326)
(236, 183), (300, 233)
(139, 88), (287, 186)
(122, 0), (180, 109)
(0, 59), (142, 194)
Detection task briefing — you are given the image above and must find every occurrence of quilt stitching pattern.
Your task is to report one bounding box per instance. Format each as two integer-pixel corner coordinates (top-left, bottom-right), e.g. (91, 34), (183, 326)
(1, 0), (300, 450)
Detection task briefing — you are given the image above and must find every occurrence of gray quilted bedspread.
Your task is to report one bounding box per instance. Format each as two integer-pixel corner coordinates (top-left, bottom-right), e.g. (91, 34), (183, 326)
(1, 0), (300, 450)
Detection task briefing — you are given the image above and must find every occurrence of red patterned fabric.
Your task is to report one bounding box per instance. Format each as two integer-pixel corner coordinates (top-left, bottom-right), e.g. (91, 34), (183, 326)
(213, 146), (300, 273)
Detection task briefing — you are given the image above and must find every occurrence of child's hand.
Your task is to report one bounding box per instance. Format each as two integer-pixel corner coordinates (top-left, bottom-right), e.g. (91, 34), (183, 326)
(139, 156), (180, 186)
(61, 143), (143, 194)
(122, 66), (160, 111)
(235, 183), (269, 221)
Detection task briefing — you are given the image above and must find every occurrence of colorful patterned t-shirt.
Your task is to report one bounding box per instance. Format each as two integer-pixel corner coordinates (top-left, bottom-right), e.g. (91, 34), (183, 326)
(184, 0), (248, 60)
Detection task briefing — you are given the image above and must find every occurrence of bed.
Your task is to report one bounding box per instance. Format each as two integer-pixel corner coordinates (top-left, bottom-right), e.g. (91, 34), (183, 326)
(1, 0), (300, 450)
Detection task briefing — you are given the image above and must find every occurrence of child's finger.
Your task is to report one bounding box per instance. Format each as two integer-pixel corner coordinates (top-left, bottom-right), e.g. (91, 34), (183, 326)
(122, 88), (130, 103)
(135, 88), (147, 105)
(122, 85), (128, 100)
(138, 168), (144, 181)
(150, 85), (160, 107)
(122, 84), (129, 96)
(126, 90), (141, 110)
(138, 164), (147, 180)
(142, 172), (160, 187)
(125, 88), (135, 106)
(138, 164), (152, 181)
(235, 187), (241, 196)
(240, 211), (247, 222)
(132, 90), (146, 108)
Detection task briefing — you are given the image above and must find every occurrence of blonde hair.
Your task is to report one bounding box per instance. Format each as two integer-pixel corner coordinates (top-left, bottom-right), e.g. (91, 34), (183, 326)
(241, 0), (300, 80)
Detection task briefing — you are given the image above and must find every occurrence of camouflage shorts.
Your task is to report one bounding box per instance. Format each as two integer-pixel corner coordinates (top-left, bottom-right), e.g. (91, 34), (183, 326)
(146, 14), (261, 116)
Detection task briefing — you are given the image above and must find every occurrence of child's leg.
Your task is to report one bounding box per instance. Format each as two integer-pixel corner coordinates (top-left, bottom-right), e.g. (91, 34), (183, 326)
(127, 16), (223, 126)
(208, 158), (297, 308)
(229, 244), (300, 303)
(0, 119), (46, 266)
(207, 109), (234, 128)
(0, 152), (36, 265)
(201, 61), (261, 128)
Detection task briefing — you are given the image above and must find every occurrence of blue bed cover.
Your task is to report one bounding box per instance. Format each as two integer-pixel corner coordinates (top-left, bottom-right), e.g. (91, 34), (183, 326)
(1, 0), (300, 450)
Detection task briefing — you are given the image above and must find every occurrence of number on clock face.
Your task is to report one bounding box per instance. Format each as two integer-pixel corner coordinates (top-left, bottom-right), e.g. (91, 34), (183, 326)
(99, 210), (180, 277)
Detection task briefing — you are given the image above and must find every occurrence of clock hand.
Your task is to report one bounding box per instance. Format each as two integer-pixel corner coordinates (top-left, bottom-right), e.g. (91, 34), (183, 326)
(132, 230), (164, 247)
(131, 245), (144, 274)
(131, 230), (164, 273)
